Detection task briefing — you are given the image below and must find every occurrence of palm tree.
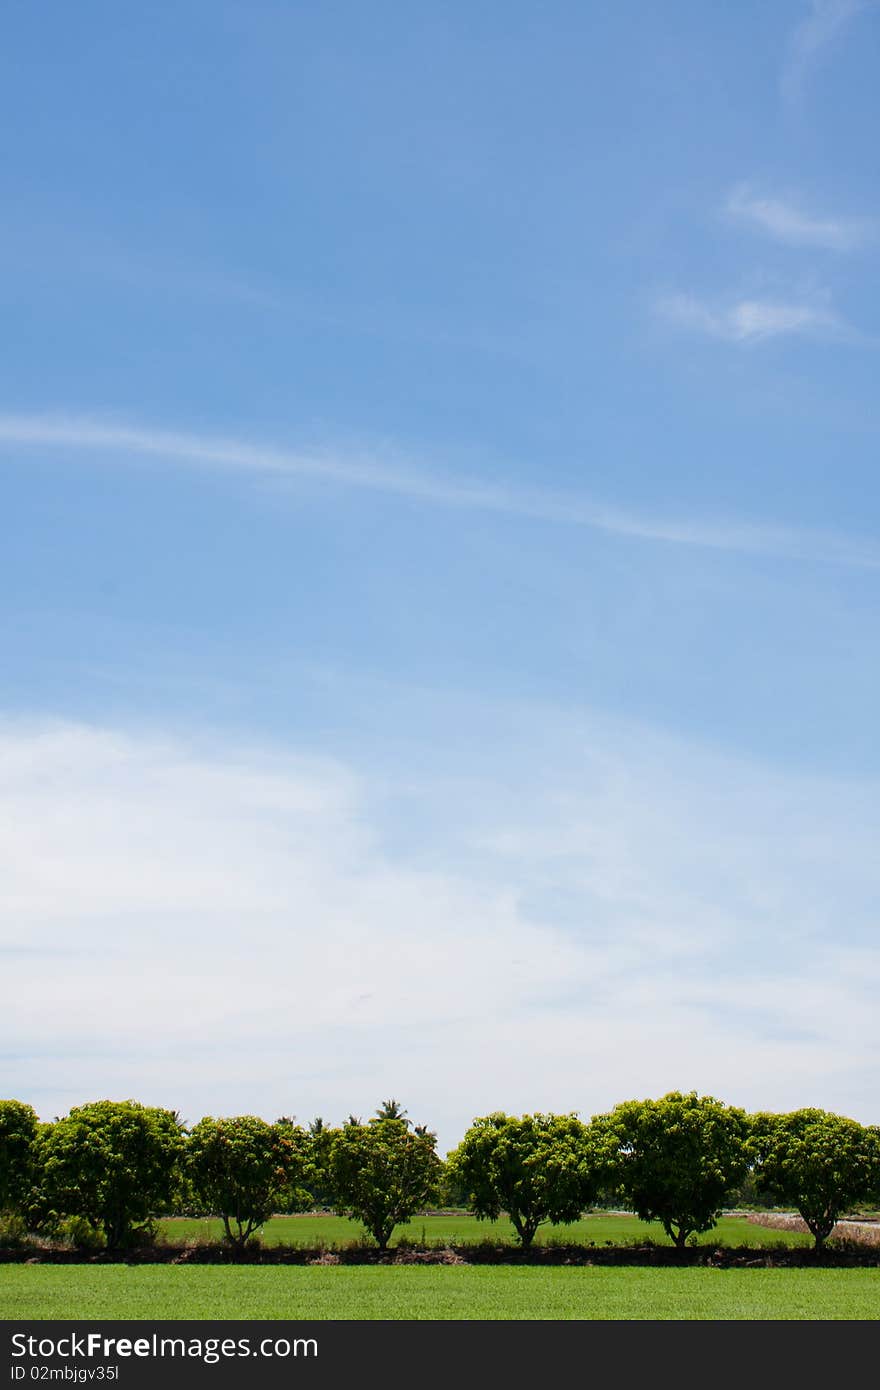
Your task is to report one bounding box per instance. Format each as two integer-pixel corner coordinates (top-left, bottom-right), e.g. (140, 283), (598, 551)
(375, 1099), (408, 1122)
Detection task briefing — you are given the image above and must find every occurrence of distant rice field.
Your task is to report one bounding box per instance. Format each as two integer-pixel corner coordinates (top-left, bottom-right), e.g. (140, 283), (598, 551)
(156, 1211), (812, 1249)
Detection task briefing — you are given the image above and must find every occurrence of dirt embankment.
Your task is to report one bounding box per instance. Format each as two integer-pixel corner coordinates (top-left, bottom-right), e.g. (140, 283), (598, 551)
(3, 1238), (879, 1268)
(746, 1212), (880, 1247)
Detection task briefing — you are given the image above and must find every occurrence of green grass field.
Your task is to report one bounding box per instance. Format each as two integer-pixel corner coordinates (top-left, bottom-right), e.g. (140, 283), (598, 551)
(157, 1211), (811, 1249)
(2, 1265), (877, 1320)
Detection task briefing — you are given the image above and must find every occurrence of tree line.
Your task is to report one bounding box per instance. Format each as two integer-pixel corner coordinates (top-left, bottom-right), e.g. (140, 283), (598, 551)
(1, 1092), (878, 1253)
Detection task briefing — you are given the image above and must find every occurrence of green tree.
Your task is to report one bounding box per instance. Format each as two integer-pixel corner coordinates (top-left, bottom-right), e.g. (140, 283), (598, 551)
(326, 1112), (442, 1250)
(447, 1112), (608, 1249)
(0, 1100), (39, 1217)
(302, 1117), (336, 1209)
(597, 1091), (750, 1249)
(37, 1100), (184, 1250)
(188, 1115), (307, 1249)
(749, 1108), (880, 1250)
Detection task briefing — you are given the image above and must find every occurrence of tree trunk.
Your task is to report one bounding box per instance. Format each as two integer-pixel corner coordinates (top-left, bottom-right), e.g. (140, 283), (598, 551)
(807, 1214), (834, 1251)
(512, 1216), (537, 1249)
(103, 1212), (127, 1252)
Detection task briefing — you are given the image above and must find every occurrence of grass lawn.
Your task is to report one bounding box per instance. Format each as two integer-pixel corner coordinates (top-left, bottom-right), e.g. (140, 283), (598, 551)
(2, 1265), (877, 1320)
(157, 1212), (811, 1249)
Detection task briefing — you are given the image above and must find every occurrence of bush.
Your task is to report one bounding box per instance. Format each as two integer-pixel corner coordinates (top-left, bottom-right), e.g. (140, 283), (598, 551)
(187, 1115), (308, 1249)
(750, 1109), (880, 1249)
(596, 1091), (750, 1248)
(0, 1100), (39, 1218)
(447, 1112), (611, 1249)
(325, 1109), (442, 1251)
(0, 1213), (29, 1248)
(37, 1100), (185, 1251)
(59, 1215), (106, 1253)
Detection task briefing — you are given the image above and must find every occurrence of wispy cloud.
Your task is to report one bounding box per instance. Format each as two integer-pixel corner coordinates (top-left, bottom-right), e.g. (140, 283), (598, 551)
(726, 184), (872, 251)
(657, 290), (849, 344)
(1, 411), (879, 571)
(782, 0), (873, 103)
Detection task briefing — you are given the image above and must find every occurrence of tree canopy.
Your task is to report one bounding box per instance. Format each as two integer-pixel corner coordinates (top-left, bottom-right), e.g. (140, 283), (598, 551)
(188, 1114), (307, 1248)
(597, 1091), (750, 1248)
(447, 1112), (608, 1248)
(0, 1100), (39, 1216)
(325, 1112), (442, 1250)
(37, 1100), (184, 1250)
(749, 1108), (880, 1249)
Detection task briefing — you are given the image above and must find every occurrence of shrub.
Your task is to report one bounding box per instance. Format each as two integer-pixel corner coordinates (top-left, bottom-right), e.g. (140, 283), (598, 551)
(596, 1091), (750, 1248)
(0, 1213), (29, 1248)
(0, 1100), (39, 1218)
(325, 1109), (442, 1251)
(37, 1100), (184, 1251)
(447, 1112), (610, 1249)
(749, 1108), (880, 1249)
(188, 1115), (308, 1249)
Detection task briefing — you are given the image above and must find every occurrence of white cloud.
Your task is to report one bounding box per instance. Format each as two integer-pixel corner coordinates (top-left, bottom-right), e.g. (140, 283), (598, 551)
(726, 185), (872, 251)
(3, 716), (879, 1146)
(657, 290), (845, 344)
(1, 412), (879, 571)
(783, 0), (873, 103)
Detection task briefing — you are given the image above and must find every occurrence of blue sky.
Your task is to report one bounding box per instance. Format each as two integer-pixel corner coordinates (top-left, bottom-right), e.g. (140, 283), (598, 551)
(2, 1), (879, 1147)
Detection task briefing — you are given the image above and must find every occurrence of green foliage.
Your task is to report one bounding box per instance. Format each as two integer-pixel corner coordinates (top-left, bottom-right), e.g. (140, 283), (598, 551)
(36, 1100), (184, 1251)
(749, 1108), (880, 1249)
(0, 1100), (39, 1216)
(187, 1115), (308, 1249)
(59, 1214), (107, 1253)
(298, 1116), (336, 1209)
(0, 1213), (29, 1248)
(10, 1090), (880, 1258)
(598, 1091), (750, 1248)
(724, 1167), (776, 1210)
(436, 1163), (471, 1210)
(447, 1112), (609, 1248)
(326, 1112), (442, 1250)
